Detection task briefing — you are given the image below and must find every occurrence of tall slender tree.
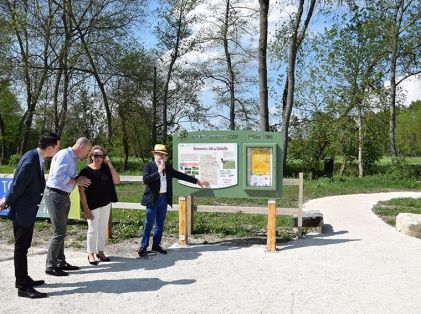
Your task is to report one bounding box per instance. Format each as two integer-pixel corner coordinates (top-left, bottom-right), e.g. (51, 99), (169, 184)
(258, 0), (270, 131)
(155, 0), (200, 143)
(380, 0), (421, 160)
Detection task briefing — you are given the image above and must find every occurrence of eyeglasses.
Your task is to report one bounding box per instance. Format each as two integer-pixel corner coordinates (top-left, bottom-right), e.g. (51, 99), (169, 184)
(93, 154), (105, 159)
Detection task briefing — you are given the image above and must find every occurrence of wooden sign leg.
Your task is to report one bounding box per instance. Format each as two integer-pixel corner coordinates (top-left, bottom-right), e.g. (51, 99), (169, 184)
(267, 199), (276, 252)
(179, 196), (188, 245)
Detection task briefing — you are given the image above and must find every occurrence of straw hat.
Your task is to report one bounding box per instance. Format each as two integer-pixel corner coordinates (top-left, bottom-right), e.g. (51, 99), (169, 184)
(151, 144), (168, 155)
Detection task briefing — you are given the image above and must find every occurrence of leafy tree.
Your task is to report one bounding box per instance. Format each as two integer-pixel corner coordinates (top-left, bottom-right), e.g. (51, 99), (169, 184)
(109, 46), (156, 169)
(1, 0), (54, 153)
(309, 8), (388, 176)
(198, 0), (259, 130)
(375, 0), (421, 159)
(155, 0), (201, 143)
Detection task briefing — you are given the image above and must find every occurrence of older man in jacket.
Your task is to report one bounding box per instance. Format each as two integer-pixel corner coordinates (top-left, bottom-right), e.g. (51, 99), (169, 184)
(138, 144), (207, 257)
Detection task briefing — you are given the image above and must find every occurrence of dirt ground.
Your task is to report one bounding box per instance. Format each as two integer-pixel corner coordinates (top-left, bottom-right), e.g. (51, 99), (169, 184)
(0, 218), (269, 258)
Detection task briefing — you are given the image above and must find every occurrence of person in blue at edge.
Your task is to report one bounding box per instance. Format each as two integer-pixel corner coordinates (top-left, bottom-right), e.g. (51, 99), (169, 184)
(44, 137), (92, 276)
(0, 132), (61, 299)
(138, 144), (208, 257)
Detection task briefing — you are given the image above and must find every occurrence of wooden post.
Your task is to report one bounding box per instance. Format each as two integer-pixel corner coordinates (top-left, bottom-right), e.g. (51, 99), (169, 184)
(267, 199), (276, 252)
(298, 172), (304, 237)
(186, 195), (194, 236)
(179, 196), (188, 245)
(106, 205), (112, 240)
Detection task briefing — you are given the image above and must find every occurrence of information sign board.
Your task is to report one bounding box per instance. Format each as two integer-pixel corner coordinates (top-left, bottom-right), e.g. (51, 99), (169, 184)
(173, 130), (283, 199)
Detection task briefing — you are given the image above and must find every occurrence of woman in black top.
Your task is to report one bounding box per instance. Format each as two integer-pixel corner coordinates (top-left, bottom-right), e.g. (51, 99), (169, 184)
(78, 146), (120, 264)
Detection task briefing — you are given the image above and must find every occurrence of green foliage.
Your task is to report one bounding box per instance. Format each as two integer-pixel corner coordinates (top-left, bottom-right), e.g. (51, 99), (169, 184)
(360, 111), (385, 174)
(387, 155), (421, 179)
(0, 82), (21, 163)
(289, 112), (336, 178)
(396, 100), (421, 156)
(8, 153), (21, 167)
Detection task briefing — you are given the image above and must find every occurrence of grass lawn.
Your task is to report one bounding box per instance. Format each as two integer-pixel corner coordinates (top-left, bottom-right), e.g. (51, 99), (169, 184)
(1, 160), (420, 244)
(372, 198), (421, 226)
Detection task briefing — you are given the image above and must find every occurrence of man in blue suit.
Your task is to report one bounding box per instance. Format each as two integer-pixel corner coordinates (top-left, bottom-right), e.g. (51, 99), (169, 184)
(0, 132), (60, 299)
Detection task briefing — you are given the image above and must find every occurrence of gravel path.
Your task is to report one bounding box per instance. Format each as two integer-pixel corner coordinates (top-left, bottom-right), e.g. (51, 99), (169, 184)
(0, 192), (420, 314)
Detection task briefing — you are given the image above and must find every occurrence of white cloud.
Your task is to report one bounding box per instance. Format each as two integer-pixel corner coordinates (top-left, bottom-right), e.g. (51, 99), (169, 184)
(384, 75), (421, 107)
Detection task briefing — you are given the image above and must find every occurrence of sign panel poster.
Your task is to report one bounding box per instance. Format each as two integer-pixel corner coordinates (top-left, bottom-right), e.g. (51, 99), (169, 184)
(178, 143), (238, 189)
(247, 147), (273, 187)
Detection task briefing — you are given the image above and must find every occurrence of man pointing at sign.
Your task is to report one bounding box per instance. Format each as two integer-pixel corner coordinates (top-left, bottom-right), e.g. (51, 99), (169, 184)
(138, 144), (208, 257)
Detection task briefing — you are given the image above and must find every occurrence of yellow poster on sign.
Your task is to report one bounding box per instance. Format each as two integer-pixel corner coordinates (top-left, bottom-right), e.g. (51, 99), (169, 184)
(247, 147), (273, 187)
(250, 147), (271, 175)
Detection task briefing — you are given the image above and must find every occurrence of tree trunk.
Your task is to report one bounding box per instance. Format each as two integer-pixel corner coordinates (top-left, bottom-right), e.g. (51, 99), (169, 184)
(121, 113), (129, 171)
(388, 5), (400, 160)
(281, 0), (303, 164)
(7, 0), (53, 153)
(57, 0), (72, 135)
(68, 1), (113, 145)
(152, 65), (158, 145)
(281, 0), (315, 164)
(258, 0), (269, 131)
(162, 4), (184, 144)
(223, 0), (236, 130)
(357, 106), (363, 178)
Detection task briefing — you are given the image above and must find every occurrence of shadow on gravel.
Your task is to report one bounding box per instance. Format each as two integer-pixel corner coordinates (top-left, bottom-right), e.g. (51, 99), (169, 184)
(279, 224), (361, 251)
(45, 278), (196, 296)
(65, 243), (245, 276)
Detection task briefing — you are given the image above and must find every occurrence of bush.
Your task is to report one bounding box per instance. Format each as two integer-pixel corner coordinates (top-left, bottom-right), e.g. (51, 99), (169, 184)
(8, 154), (21, 167)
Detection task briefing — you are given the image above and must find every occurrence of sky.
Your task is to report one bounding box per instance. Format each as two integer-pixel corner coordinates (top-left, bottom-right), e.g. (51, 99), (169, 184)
(134, 0), (421, 130)
(395, 76), (421, 107)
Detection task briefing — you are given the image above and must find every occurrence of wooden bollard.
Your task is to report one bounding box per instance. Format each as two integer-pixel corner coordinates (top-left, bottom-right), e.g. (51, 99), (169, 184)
(179, 196), (188, 245)
(267, 199), (276, 251)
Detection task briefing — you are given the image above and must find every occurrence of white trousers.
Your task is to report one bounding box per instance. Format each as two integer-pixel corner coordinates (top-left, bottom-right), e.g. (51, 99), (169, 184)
(86, 203), (111, 253)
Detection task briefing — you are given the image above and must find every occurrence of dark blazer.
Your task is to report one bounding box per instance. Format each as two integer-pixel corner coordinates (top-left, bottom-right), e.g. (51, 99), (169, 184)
(6, 149), (45, 227)
(141, 160), (198, 207)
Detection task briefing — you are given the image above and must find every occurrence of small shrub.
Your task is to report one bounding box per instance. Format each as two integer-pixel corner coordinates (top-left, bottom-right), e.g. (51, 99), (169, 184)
(8, 154), (21, 167)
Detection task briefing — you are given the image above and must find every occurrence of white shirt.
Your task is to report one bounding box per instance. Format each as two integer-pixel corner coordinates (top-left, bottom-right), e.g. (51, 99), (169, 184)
(156, 161), (167, 194)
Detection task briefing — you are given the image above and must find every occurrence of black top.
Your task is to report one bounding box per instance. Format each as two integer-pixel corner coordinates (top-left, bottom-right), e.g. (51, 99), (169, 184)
(78, 164), (118, 210)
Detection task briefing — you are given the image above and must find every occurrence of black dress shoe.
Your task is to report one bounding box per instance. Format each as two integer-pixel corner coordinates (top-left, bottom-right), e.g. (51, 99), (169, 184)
(45, 269), (69, 276)
(96, 254), (110, 262)
(58, 262), (80, 271)
(152, 245), (167, 254)
(137, 248), (148, 258)
(18, 286), (47, 299)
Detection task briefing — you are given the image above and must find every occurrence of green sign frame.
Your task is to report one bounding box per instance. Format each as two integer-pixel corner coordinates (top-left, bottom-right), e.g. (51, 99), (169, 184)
(173, 130), (283, 198)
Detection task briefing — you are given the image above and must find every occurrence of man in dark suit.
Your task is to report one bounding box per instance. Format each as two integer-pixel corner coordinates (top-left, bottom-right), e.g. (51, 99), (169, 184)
(0, 132), (60, 299)
(138, 144), (208, 257)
